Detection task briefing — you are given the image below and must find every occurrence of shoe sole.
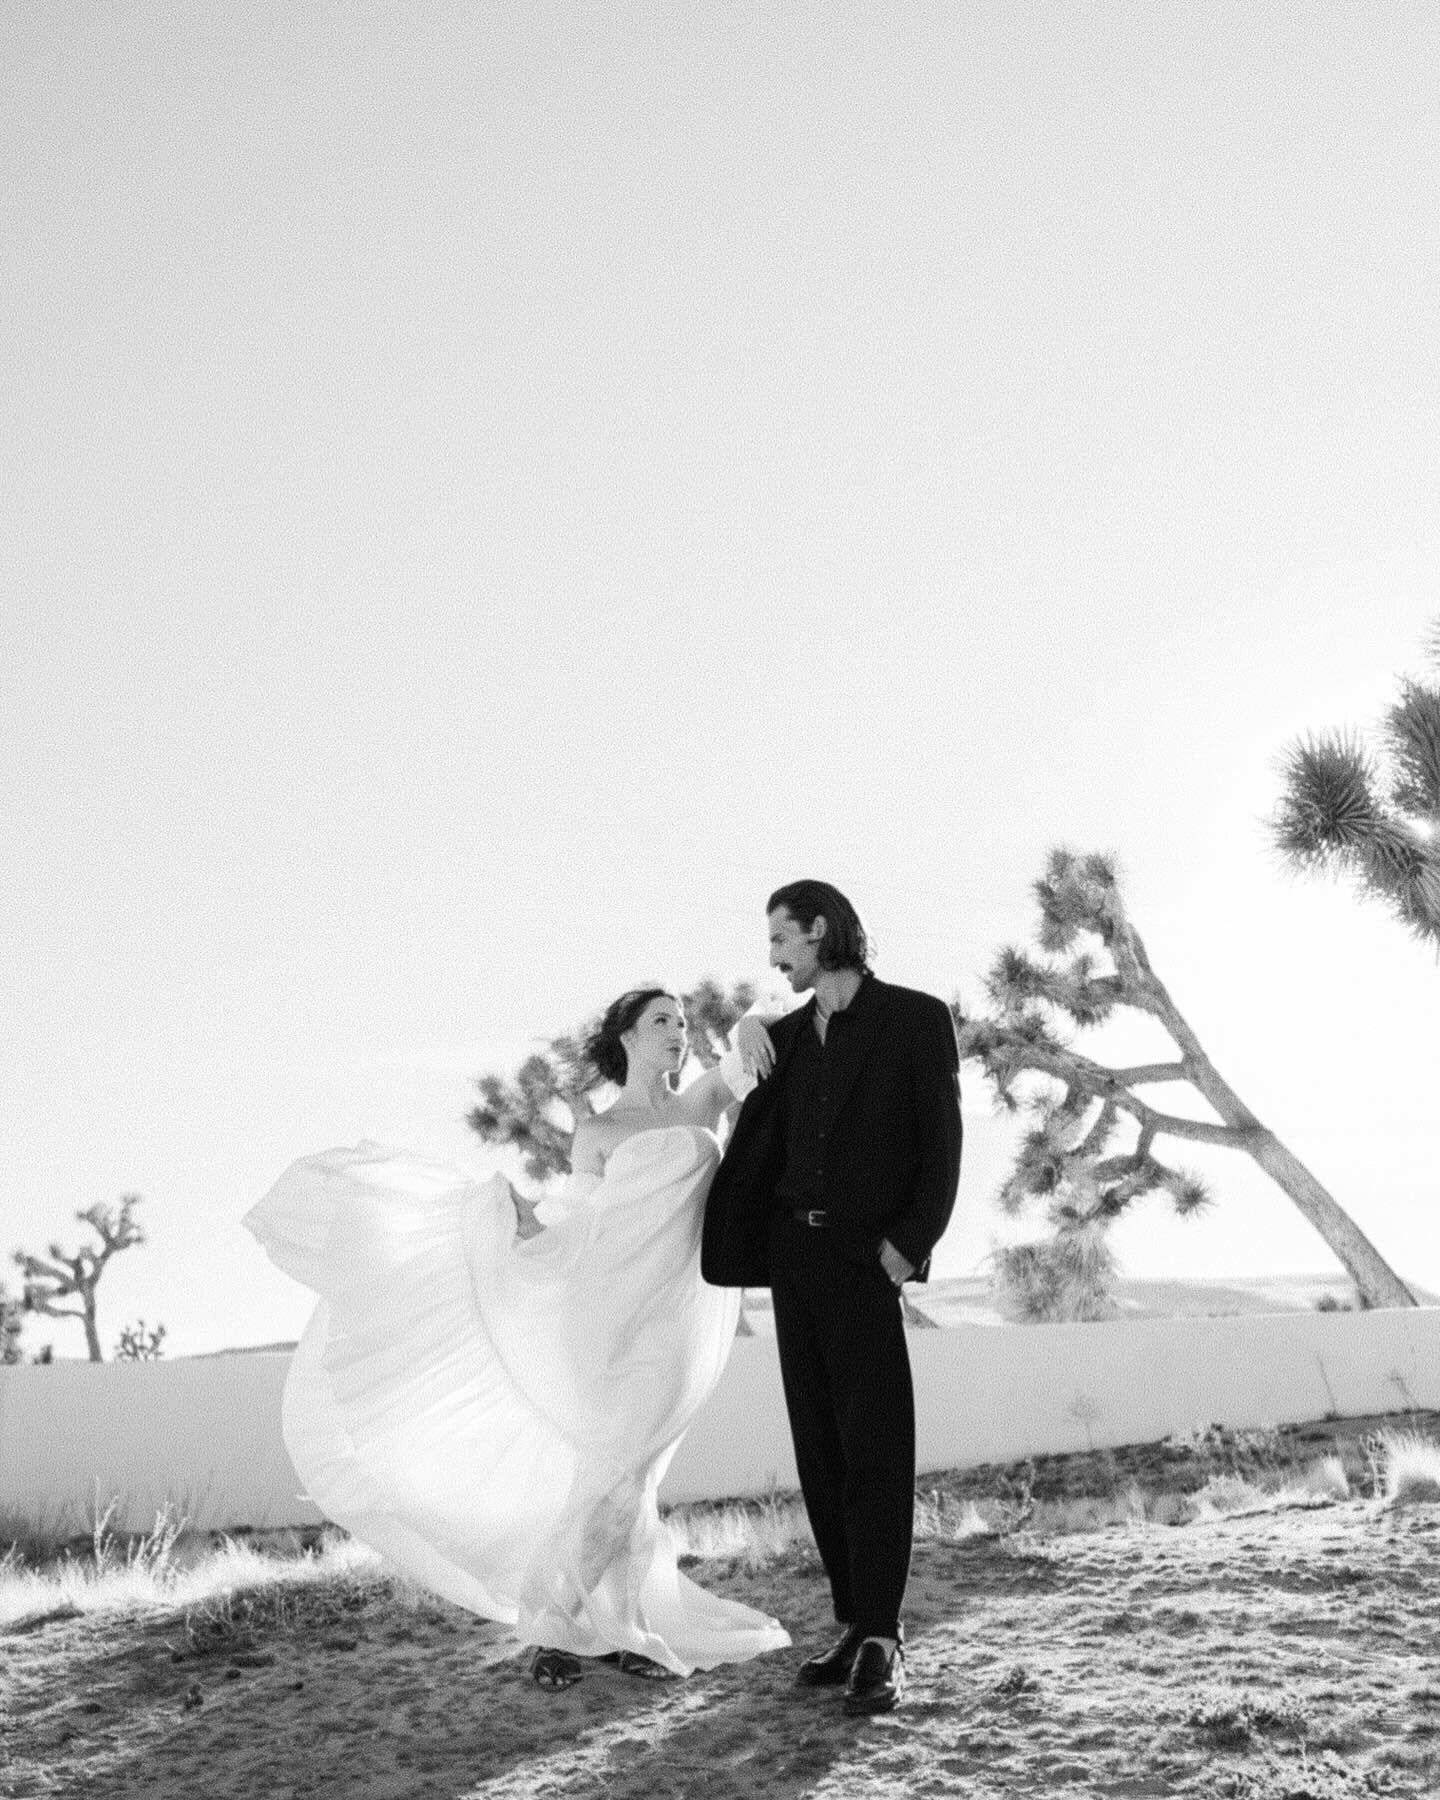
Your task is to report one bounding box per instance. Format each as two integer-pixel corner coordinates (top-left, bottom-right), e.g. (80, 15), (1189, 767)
(843, 1691), (901, 1715)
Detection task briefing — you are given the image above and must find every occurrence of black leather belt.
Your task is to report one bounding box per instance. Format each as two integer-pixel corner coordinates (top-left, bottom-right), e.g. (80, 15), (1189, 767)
(788, 1207), (829, 1227)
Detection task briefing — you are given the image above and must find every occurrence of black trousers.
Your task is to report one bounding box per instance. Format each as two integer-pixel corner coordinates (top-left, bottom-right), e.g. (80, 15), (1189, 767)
(767, 1217), (915, 1639)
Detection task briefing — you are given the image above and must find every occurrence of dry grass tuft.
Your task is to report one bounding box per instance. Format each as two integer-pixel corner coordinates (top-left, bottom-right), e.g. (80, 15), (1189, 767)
(0, 1501), (81, 1568)
(668, 1447), (1364, 1570)
(1379, 1431), (1440, 1506)
(668, 1493), (813, 1568)
(0, 1511), (381, 1635)
(1302, 1454), (1352, 1500)
(1188, 1686), (1310, 1749)
(670, 1487), (1005, 1569)
(1182, 1457), (1358, 1524)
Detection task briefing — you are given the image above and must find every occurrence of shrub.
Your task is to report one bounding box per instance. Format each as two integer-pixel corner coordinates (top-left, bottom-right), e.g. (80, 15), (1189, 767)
(114, 1319), (167, 1361)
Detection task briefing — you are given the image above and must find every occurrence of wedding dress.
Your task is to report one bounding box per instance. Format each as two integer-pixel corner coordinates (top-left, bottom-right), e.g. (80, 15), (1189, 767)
(242, 1124), (789, 1675)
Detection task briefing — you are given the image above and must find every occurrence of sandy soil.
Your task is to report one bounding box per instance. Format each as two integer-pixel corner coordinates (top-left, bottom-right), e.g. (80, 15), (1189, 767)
(6, 1470), (1439, 1800)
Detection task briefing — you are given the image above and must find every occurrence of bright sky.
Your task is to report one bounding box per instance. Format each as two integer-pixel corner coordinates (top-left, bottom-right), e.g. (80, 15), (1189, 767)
(4, 4), (1439, 1357)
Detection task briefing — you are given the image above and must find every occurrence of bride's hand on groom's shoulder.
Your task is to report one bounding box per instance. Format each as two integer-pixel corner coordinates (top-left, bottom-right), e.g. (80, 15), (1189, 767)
(734, 1014), (776, 1079)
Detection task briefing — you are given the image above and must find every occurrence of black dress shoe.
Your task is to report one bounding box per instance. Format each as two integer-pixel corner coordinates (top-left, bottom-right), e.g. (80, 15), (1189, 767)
(794, 1624), (865, 1687)
(530, 1647), (584, 1689)
(843, 1636), (905, 1715)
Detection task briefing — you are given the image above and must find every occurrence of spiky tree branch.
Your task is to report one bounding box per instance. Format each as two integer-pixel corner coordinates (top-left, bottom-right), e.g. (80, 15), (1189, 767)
(1271, 619), (1440, 948)
(13, 1196), (148, 1362)
(961, 848), (1415, 1315)
(680, 978), (758, 1070)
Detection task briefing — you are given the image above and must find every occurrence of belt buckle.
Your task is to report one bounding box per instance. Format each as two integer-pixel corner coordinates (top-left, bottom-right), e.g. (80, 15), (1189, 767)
(806, 1209), (827, 1227)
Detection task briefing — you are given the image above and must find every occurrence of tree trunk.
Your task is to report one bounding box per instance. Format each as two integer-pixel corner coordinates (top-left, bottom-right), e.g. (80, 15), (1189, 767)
(1138, 943), (1416, 1310)
(1245, 1131), (1417, 1310)
(84, 1298), (102, 1362)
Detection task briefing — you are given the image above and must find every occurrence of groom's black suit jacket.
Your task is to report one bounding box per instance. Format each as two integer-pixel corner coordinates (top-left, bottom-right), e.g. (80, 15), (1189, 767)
(701, 975), (962, 1289)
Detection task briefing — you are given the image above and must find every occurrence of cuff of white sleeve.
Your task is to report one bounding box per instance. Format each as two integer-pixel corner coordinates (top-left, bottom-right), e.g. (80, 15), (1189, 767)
(718, 1045), (757, 1101)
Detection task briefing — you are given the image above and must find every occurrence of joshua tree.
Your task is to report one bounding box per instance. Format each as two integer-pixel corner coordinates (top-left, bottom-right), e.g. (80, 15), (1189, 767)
(958, 849), (1416, 1315)
(984, 1140), (1129, 1324)
(0, 1281), (22, 1365)
(14, 1195), (149, 1362)
(114, 1319), (167, 1362)
(1272, 619), (1440, 947)
(468, 1025), (597, 1186)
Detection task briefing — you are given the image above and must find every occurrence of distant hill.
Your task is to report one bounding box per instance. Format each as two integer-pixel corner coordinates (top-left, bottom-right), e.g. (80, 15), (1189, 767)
(199, 1271), (1439, 1356)
(740, 1270), (1439, 1330)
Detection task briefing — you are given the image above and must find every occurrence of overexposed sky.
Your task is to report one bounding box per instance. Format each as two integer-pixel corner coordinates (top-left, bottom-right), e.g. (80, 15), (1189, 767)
(4, 3), (1439, 1355)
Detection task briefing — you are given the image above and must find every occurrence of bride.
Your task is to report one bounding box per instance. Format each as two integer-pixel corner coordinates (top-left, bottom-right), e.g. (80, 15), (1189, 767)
(243, 986), (789, 1687)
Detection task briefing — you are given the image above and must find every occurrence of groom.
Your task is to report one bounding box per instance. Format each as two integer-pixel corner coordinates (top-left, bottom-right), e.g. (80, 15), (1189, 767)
(702, 880), (962, 1715)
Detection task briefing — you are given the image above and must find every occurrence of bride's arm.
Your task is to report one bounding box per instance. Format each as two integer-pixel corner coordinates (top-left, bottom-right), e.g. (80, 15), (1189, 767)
(569, 1118), (605, 1178)
(679, 1011), (782, 1127)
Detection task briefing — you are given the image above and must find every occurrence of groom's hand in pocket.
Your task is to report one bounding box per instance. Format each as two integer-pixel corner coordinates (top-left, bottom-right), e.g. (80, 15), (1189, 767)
(878, 1239), (914, 1286)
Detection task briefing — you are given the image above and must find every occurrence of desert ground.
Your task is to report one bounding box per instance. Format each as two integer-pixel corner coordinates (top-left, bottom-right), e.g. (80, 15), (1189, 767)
(4, 1416), (1439, 1800)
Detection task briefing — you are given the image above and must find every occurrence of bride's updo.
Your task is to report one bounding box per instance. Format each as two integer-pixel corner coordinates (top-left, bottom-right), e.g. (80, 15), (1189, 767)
(585, 987), (678, 1087)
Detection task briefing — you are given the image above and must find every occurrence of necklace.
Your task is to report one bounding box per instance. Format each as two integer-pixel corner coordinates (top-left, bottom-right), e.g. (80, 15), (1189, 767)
(815, 976), (861, 1024)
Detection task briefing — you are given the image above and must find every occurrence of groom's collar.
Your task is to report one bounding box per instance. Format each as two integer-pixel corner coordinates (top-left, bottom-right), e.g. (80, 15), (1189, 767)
(805, 970), (879, 1022)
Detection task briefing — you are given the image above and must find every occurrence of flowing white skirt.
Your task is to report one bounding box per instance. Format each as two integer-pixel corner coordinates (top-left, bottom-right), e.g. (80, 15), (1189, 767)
(243, 1126), (789, 1675)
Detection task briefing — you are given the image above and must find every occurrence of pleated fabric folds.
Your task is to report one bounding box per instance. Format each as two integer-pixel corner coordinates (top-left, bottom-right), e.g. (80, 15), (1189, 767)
(244, 1128), (789, 1674)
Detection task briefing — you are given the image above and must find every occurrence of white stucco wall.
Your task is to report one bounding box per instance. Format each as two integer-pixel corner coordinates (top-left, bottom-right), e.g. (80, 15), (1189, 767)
(663, 1304), (1440, 1500)
(3, 1307), (1438, 1535)
(0, 1352), (319, 1535)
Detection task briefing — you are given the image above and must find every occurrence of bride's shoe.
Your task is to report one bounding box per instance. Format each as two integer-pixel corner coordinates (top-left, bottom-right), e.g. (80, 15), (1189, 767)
(531, 1647), (584, 1689)
(617, 1650), (678, 1681)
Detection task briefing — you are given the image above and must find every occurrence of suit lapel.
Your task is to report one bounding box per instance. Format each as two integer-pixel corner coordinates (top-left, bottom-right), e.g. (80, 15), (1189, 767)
(771, 1000), (815, 1081)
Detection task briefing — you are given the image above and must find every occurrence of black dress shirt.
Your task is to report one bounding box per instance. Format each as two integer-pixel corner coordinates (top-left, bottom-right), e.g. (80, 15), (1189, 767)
(774, 979), (872, 1208)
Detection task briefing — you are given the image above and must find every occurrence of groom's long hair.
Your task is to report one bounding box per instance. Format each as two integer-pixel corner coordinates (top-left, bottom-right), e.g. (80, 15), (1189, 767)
(767, 880), (873, 974)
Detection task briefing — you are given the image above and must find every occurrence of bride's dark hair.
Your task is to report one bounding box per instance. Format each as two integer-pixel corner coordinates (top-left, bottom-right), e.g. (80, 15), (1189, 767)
(584, 987), (680, 1087)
